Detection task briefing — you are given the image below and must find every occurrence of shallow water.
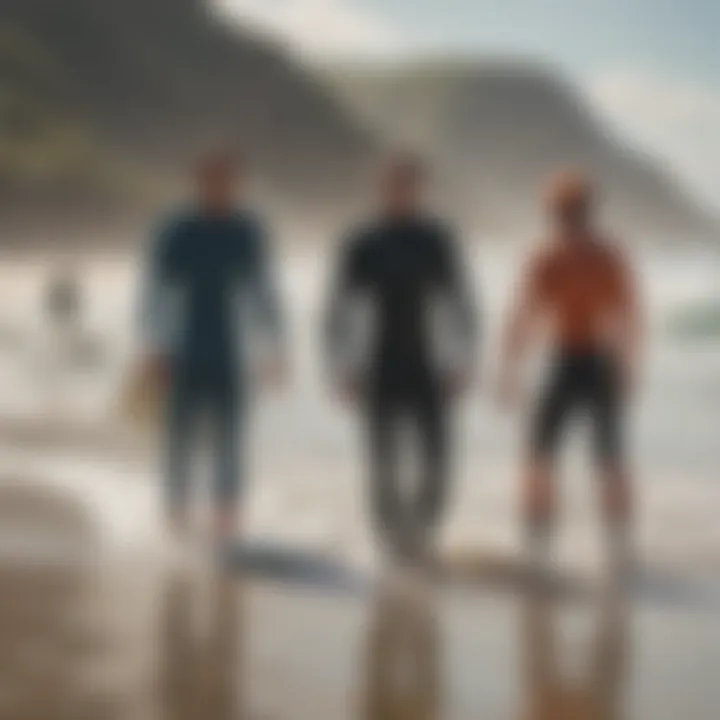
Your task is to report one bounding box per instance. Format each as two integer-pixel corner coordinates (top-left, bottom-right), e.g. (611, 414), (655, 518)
(0, 247), (718, 572)
(0, 246), (719, 719)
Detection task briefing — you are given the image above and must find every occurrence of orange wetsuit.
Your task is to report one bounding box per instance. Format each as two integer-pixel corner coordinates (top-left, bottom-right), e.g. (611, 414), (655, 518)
(527, 236), (634, 353)
(524, 235), (636, 464)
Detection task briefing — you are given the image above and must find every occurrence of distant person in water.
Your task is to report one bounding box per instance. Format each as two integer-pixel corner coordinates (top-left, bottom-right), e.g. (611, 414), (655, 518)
(45, 264), (81, 330)
(140, 151), (284, 545)
(324, 154), (479, 560)
(498, 171), (643, 579)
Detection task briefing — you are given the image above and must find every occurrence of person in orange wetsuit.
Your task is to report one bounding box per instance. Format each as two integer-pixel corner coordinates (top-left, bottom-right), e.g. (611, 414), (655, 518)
(498, 170), (643, 579)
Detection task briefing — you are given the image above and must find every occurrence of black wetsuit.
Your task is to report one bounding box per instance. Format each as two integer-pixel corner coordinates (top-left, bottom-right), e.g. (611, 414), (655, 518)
(532, 352), (623, 466)
(326, 215), (478, 553)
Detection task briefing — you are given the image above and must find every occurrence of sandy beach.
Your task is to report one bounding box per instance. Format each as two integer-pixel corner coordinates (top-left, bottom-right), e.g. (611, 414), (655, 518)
(2, 536), (720, 720)
(0, 251), (718, 718)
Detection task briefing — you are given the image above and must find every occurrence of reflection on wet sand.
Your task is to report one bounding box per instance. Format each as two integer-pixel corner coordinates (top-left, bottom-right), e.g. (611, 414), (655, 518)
(0, 556), (247, 720)
(0, 563), (98, 719)
(4, 544), (718, 720)
(522, 590), (629, 720)
(159, 572), (244, 720)
(363, 573), (441, 720)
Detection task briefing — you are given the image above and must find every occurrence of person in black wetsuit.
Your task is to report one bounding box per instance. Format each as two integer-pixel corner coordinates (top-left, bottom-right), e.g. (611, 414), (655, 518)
(324, 155), (479, 559)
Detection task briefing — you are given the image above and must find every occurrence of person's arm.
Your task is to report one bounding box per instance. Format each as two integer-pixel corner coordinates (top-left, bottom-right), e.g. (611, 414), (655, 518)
(138, 220), (180, 376)
(434, 225), (481, 393)
(613, 252), (643, 395)
(497, 252), (548, 406)
(323, 231), (371, 400)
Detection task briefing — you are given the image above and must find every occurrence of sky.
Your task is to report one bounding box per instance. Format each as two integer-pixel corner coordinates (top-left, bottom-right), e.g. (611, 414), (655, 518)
(217, 0), (720, 211)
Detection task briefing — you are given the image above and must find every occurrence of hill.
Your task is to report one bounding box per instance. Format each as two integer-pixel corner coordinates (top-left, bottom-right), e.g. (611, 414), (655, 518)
(0, 17), (138, 243)
(1, 4), (717, 246)
(326, 59), (719, 242)
(0, 0), (376, 245)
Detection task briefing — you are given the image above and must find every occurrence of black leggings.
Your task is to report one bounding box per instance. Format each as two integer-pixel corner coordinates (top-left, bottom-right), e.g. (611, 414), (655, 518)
(367, 382), (449, 554)
(531, 352), (624, 467)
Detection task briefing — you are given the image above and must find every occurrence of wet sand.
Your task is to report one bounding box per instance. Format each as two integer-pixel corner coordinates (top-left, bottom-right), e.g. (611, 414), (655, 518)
(1, 545), (720, 720)
(0, 415), (719, 720)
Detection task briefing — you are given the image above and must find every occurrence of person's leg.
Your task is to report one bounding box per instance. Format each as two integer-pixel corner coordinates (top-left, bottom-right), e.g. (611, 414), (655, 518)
(165, 378), (199, 538)
(413, 386), (450, 553)
(210, 382), (244, 543)
(368, 394), (403, 556)
(526, 359), (576, 564)
(591, 358), (633, 575)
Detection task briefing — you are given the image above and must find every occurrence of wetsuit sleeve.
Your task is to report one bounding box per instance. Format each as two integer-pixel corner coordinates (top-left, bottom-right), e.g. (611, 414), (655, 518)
(323, 231), (373, 381)
(139, 219), (182, 356)
(433, 226), (480, 374)
(245, 220), (285, 355)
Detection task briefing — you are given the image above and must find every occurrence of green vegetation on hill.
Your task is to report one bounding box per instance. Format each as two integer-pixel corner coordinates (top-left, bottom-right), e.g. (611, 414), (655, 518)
(0, 16), (149, 241)
(0, 0), (375, 242)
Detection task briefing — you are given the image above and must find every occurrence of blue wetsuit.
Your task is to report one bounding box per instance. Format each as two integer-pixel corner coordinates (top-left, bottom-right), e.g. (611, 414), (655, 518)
(142, 210), (282, 508)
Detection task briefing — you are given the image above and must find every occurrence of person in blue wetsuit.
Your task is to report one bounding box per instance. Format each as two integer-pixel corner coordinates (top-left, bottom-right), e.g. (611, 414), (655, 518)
(140, 151), (284, 543)
(324, 155), (480, 560)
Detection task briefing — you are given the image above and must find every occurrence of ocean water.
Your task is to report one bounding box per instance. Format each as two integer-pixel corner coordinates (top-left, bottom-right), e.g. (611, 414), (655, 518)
(0, 245), (718, 576)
